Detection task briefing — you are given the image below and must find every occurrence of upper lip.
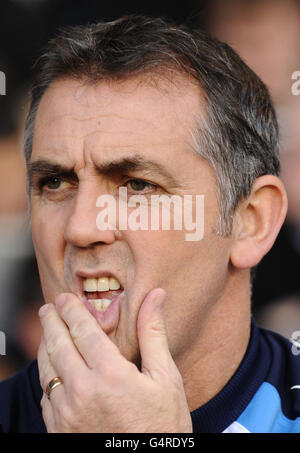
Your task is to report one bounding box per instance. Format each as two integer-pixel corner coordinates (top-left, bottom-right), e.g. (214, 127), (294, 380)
(75, 270), (123, 294)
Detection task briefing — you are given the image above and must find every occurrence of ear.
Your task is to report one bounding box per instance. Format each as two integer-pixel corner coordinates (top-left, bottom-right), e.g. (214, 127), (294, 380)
(230, 175), (288, 269)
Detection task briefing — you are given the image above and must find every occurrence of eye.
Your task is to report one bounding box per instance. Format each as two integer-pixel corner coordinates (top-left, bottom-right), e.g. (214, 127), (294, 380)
(126, 179), (156, 192)
(42, 177), (62, 190)
(34, 174), (76, 202)
(38, 176), (71, 192)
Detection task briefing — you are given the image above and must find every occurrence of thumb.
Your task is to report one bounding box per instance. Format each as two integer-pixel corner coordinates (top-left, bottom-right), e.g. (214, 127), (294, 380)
(137, 288), (175, 380)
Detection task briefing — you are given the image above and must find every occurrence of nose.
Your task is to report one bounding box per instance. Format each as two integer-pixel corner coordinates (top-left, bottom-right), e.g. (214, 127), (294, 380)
(64, 184), (116, 248)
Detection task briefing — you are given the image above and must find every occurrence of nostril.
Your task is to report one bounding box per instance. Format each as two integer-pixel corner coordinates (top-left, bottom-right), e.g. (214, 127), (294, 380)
(64, 223), (116, 247)
(64, 194), (117, 247)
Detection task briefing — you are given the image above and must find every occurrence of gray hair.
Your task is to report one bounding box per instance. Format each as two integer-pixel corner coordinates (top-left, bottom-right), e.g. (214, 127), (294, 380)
(24, 15), (280, 235)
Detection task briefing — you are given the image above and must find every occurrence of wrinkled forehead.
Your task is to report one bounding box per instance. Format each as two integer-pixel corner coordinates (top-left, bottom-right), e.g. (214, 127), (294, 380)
(31, 75), (205, 160)
(28, 76), (218, 203)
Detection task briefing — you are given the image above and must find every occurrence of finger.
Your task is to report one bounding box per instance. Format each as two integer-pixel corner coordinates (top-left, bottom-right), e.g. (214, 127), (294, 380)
(38, 303), (87, 382)
(137, 288), (178, 381)
(55, 293), (127, 370)
(40, 392), (56, 432)
(37, 336), (58, 392)
(37, 336), (65, 404)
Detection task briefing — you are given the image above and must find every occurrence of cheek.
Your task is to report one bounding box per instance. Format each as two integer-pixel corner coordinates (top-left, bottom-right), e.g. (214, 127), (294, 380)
(31, 204), (66, 296)
(124, 228), (182, 272)
(124, 226), (230, 338)
(32, 206), (63, 256)
(122, 227), (209, 308)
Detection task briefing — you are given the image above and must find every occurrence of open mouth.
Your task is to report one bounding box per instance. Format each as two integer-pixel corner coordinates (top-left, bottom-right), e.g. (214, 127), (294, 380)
(83, 276), (123, 312)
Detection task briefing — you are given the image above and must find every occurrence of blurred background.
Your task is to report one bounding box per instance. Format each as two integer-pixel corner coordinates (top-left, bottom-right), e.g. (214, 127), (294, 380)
(0, 0), (299, 380)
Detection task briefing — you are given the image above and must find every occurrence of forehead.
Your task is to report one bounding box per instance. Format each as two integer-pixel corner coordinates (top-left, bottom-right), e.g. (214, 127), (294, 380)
(32, 75), (204, 163)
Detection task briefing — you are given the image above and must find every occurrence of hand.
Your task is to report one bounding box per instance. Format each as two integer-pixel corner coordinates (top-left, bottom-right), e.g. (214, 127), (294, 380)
(37, 288), (193, 433)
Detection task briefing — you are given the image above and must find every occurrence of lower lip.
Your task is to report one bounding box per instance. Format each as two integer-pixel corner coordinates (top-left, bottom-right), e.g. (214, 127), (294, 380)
(83, 291), (124, 334)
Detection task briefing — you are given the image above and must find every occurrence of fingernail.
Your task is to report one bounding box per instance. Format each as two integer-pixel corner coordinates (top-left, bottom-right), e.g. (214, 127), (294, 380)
(38, 304), (51, 318)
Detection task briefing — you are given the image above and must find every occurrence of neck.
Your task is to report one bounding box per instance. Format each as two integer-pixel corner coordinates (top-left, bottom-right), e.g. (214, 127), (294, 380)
(177, 269), (251, 412)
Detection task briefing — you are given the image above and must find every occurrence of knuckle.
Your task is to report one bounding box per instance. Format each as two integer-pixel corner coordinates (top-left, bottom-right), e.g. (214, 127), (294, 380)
(117, 361), (136, 382)
(100, 362), (129, 389)
(38, 369), (47, 391)
(70, 378), (88, 403)
(40, 394), (47, 409)
(101, 362), (119, 382)
(46, 333), (66, 357)
(69, 318), (91, 342)
(55, 403), (73, 427)
(58, 298), (76, 319)
(41, 404), (49, 425)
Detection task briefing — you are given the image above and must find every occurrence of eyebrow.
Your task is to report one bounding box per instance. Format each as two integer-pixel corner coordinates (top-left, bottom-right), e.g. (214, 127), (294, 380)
(27, 160), (77, 192)
(27, 154), (183, 191)
(96, 155), (182, 187)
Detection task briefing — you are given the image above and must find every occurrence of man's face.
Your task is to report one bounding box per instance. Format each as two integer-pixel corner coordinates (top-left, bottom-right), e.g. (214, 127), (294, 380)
(30, 75), (232, 370)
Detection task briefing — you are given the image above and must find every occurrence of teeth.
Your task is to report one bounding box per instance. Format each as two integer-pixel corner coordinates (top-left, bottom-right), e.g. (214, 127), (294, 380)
(108, 277), (121, 290)
(83, 276), (121, 292)
(83, 278), (98, 292)
(98, 277), (110, 292)
(88, 298), (112, 312)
